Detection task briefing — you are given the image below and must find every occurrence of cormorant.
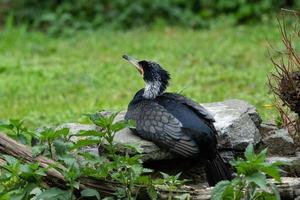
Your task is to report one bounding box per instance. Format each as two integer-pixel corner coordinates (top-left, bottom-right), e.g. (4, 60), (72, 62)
(123, 55), (232, 186)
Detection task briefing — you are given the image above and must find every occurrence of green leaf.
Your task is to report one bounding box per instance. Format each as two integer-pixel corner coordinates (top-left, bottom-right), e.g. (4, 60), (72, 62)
(147, 187), (158, 200)
(126, 119), (136, 129)
(0, 123), (13, 130)
(222, 184), (235, 200)
(36, 188), (72, 200)
(111, 120), (127, 131)
(3, 155), (18, 165)
(39, 128), (57, 141)
(70, 139), (100, 150)
(260, 164), (281, 182)
(160, 172), (170, 179)
(255, 148), (268, 163)
(131, 164), (143, 179)
(252, 191), (277, 200)
(122, 143), (144, 154)
(273, 160), (290, 166)
(75, 130), (105, 137)
(10, 189), (27, 200)
(64, 163), (80, 181)
(58, 154), (77, 166)
(175, 172), (182, 179)
(30, 187), (43, 197)
(55, 128), (69, 139)
(137, 175), (152, 185)
(244, 143), (255, 161)
(211, 180), (231, 200)
(9, 119), (23, 128)
(53, 140), (67, 156)
(85, 112), (108, 127)
(80, 188), (100, 200)
(17, 134), (29, 145)
(269, 182), (281, 200)
(70, 181), (80, 190)
(35, 168), (47, 177)
(32, 145), (45, 157)
(245, 172), (267, 191)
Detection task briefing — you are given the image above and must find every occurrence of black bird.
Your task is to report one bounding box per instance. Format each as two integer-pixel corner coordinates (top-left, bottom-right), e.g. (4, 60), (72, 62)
(123, 55), (232, 186)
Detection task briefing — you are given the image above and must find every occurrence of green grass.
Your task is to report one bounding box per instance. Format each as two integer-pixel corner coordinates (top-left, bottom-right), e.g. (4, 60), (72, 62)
(0, 23), (283, 127)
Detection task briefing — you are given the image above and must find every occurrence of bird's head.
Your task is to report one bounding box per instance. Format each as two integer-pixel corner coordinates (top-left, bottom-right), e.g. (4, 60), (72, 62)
(123, 54), (170, 99)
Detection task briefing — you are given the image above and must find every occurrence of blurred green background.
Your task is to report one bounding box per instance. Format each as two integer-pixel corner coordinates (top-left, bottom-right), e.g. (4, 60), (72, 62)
(0, 0), (299, 127)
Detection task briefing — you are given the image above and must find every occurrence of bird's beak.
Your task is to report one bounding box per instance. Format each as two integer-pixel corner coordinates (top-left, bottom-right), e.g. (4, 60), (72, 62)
(122, 55), (144, 76)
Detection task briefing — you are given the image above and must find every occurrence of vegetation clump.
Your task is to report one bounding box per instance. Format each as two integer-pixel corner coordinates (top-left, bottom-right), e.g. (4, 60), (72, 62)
(268, 13), (300, 142)
(1, 0), (298, 34)
(212, 144), (285, 200)
(0, 112), (286, 199)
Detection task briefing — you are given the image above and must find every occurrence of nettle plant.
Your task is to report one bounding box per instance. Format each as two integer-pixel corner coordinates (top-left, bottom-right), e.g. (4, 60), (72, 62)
(212, 144), (286, 200)
(0, 119), (34, 145)
(0, 112), (189, 200)
(1, 114), (287, 200)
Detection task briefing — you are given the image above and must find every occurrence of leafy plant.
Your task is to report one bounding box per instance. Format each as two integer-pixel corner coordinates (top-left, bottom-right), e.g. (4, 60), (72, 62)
(81, 112), (150, 199)
(33, 127), (70, 159)
(0, 119), (34, 145)
(0, 155), (47, 200)
(154, 172), (189, 200)
(0, 113), (162, 200)
(212, 144), (286, 200)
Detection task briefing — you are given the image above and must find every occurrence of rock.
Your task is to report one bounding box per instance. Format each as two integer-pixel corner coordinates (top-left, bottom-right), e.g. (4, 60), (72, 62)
(267, 152), (300, 177)
(115, 99), (261, 152)
(203, 99), (261, 150)
(57, 99), (262, 161)
(262, 128), (295, 156)
(259, 122), (278, 137)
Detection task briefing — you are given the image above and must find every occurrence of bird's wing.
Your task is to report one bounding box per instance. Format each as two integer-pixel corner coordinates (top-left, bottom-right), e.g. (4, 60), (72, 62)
(125, 101), (199, 157)
(162, 93), (215, 122)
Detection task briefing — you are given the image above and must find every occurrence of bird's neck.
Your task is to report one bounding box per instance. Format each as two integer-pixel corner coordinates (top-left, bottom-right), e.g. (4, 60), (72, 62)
(143, 80), (165, 99)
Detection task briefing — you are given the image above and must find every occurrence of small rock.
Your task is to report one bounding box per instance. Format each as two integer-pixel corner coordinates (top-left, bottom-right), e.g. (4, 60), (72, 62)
(259, 122), (278, 137)
(262, 128), (295, 156)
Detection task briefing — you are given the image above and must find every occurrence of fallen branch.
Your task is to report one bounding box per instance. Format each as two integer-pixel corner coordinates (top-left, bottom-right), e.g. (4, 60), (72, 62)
(0, 133), (300, 199)
(0, 132), (117, 196)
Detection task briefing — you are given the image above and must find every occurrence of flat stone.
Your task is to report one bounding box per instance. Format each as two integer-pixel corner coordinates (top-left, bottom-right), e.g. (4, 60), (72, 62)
(262, 128), (295, 156)
(57, 99), (262, 161)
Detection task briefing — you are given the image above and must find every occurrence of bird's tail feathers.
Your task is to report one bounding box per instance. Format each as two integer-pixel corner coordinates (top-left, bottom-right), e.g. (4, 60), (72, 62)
(204, 152), (233, 186)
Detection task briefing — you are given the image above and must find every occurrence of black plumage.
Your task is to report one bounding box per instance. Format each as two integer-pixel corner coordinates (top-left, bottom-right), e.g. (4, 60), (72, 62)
(123, 55), (232, 186)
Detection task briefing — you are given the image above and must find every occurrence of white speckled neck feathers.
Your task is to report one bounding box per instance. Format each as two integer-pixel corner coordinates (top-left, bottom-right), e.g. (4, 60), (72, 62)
(143, 80), (162, 99)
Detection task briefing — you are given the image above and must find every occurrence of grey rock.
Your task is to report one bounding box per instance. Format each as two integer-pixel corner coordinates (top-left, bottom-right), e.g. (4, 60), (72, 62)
(262, 128), (295, 156)
(112, 99), (262, 159)
(259, 122), (278, 137)
(203, 99), (261, 150)
(57, 99), (261, 161)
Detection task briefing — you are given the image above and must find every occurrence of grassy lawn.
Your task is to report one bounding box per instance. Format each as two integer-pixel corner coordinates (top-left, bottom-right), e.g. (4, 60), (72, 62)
(0, 23), (282, 127)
